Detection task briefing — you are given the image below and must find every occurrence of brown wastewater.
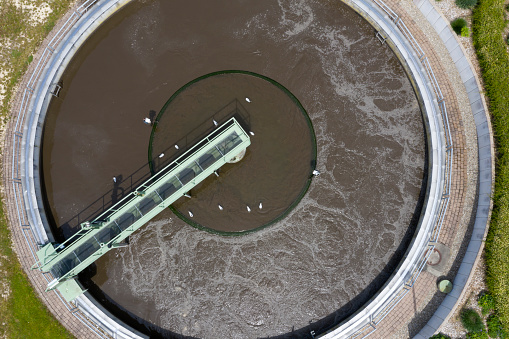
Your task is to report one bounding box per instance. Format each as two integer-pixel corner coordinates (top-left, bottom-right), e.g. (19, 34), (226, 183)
(40, 0), (426, 338)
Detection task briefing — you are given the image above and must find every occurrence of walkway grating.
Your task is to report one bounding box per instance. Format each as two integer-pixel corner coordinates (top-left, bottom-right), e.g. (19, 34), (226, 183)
(34, 117), (251, 302)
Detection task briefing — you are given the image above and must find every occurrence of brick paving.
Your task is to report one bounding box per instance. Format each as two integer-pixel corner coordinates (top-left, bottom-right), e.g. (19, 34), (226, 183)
(1, 0), (479, 338)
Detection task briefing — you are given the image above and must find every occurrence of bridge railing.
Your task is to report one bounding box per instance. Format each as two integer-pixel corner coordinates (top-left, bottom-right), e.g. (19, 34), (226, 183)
(38, 118), (250, 295)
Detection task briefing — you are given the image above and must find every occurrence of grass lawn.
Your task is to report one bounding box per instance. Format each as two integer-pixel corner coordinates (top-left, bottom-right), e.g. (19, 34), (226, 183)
(0, 198), (73, 338)
(472, 0), (509, 332)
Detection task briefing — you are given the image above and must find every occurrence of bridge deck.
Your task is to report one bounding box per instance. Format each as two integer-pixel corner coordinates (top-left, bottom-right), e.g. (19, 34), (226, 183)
(35, 117), (250, 301)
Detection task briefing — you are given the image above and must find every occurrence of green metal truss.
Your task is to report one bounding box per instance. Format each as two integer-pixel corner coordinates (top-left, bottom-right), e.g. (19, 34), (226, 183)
(34, 117), (251, 301)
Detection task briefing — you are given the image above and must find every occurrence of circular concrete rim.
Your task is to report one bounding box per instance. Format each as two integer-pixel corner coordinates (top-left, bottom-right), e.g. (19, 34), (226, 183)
(148, 70), (318, 236)
(19, 0), (445, 338)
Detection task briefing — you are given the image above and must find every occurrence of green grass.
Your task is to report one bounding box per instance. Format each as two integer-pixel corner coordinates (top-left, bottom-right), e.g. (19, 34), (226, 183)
(478, 292), (496, 316)
(472, 0), (509, 333)
(0, 3), (24, 36)
(461, 26), (471, 37)
(0, 199), (73, 338)
(465, 331), (489, 339)
(0, 0), (76, 337)
(0, 0), (73, 117)
(487, 314), (509, 338)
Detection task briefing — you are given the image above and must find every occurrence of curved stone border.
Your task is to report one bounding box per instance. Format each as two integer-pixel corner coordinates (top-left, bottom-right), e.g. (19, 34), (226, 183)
(10, 0), (460, 338)
(413, 0), (495, 337)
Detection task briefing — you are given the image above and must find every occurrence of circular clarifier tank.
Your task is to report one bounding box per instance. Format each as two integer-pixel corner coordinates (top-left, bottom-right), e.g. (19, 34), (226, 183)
(40, 0), (426, 338)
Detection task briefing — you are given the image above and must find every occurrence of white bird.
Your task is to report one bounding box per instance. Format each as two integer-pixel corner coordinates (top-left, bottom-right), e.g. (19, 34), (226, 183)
(213, 119), (218, 127)
(174, 144), (179, 149)
(218, 204), (224, 211)
(246, 205), (251, 212)
(259, 202), (263, 209)
(143, 117), (151, 124)
(249, 131), (255, 136)
(312, 170), (321, 176)
(214, 171), (219, 177)
(113, 177), (117, 183)
(245, 97), (251, 103)
(188, 211), (194, 217)
(159, 153), (164, 158)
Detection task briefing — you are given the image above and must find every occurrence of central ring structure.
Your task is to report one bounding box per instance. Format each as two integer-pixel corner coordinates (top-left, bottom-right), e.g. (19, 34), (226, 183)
(149, 71), (316, 235)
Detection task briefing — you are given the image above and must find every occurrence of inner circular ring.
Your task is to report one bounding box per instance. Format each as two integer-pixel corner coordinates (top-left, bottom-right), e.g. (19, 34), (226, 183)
(149, 70), (317, 235)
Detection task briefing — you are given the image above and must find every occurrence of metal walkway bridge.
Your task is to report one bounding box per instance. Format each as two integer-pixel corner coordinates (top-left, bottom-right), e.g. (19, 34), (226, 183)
(34, 117), (251, 301)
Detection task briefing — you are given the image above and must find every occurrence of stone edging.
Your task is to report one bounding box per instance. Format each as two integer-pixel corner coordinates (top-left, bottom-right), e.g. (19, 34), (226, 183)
(414, 0), (495, 337)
